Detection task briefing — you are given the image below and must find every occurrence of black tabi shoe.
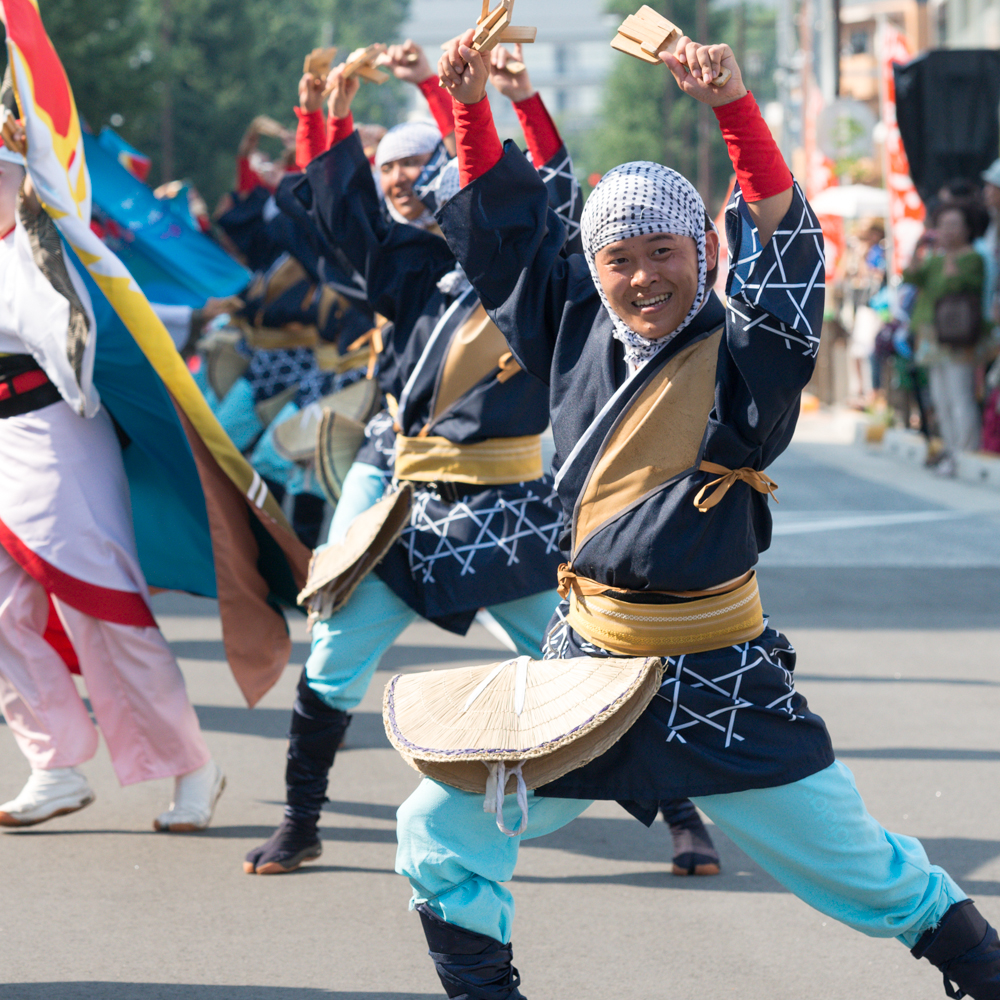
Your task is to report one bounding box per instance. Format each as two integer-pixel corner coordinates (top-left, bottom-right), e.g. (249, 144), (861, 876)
(911, 900), (1000, 999)
(243, 670), (351, 875)
(660, 798), (721, 876)
(243, 815), (322, 874)
(418, 904), (526, 1000)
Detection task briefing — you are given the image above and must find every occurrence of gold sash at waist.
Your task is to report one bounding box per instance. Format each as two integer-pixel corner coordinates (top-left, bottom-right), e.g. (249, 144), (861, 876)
(394, 434), (543, 485)
(314, 342), (370, 374)
(561, 568), (764, 657)
(239, 322), (319, 351)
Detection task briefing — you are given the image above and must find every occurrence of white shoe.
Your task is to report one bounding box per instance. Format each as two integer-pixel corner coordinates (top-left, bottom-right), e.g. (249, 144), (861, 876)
(153, 760), (225, 832)
(0, 767), (96, 827)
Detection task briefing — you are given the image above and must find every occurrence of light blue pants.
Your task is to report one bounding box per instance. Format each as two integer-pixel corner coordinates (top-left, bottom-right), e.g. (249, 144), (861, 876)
(304, 462), (562, 712)
(249, 401), (324, 498)
(395, 761), (966, 949)
(214, 376), (263, 453)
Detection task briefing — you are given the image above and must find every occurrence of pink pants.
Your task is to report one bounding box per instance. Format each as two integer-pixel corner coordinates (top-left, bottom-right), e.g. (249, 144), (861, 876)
(0, 547), (210, 786)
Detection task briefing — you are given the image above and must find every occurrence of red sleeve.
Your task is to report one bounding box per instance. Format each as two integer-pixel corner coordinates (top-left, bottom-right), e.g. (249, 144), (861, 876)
(327, 112), (355, 149)
(713, 91), (793, 203)
(418, 75), (455, 138)
(513, 92), (562, 168)
(236, 156), (261, 195)
(294, 108), (327, 168)
(453, 96), (504, 188)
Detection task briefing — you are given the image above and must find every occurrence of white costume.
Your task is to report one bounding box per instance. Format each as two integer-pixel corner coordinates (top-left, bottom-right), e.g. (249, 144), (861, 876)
(0, 174), (221, 829)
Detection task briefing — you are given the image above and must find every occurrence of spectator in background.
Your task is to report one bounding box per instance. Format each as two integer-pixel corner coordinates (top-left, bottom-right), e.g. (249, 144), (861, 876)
(976, 159), (1000, 324)
(978, 159), (1000, 453)
(842, 221), (887, 405)
(904, 200), (989, 476)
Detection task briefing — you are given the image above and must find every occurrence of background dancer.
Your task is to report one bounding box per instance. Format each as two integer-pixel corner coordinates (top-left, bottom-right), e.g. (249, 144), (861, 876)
(241, 47), (577, 877)
(386, 32), (1000, 1000)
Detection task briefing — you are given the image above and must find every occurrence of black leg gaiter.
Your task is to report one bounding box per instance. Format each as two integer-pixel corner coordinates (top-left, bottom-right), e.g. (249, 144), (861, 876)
(284, 669), (352, 826)
(417, 904), (526, 1000)
(660, 798), (720, 874)
(912, 899), (1000, 999)
(292, 493), (326, 550)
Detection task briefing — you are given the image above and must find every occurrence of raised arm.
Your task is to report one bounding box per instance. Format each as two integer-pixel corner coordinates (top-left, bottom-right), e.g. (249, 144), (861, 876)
(378, 41), (457, 155)
(294, 70), (327, 169)
(662, 39), (792, 245)
(436, 31), (591, 383)
(304, 65), (454, 324)
(489, 45), (583, 254)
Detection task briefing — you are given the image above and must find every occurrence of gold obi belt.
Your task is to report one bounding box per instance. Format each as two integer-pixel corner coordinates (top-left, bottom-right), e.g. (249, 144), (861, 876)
(556, 566), (765, 657)
(239, 322), (319, 351)
(394, 434), (543, 486)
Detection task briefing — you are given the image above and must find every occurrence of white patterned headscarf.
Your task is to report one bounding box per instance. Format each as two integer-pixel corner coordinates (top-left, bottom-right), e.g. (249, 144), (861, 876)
(581, 161), (714, 368)
(374, 121), (441, 169)
(375, 121), (442, 230)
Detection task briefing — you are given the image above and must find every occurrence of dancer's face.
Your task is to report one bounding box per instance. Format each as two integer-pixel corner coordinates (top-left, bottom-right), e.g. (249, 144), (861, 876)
(0, 162), (24, 234)
(379, 153), (433, 221)
(594, 229), (719, 340)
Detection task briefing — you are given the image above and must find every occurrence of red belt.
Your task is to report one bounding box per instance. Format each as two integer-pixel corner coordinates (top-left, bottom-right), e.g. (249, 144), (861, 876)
(0, 369), (50, 401)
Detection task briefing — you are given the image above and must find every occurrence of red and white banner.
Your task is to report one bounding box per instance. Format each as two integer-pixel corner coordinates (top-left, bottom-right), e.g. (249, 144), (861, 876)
(803, 74), (845, 282)
(880, 24), (925, 276)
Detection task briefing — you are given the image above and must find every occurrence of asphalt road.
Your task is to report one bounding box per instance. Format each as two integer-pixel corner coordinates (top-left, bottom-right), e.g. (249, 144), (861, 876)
(3, 422), (1000, 1000)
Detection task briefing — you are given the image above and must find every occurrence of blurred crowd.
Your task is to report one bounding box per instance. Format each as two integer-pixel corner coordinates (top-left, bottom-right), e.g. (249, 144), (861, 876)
(828, 168), (1000, 474)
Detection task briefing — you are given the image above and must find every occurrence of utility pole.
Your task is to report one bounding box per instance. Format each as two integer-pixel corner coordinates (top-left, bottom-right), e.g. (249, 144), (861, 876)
(697, 0), (711, 203)
(776, 0), (794, 163)
(160, 0), (175, 183)
(662, 0), (674, 168)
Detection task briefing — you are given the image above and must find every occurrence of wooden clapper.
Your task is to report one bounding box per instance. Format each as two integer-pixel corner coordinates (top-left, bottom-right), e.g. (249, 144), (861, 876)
(611, 6), (732, 87)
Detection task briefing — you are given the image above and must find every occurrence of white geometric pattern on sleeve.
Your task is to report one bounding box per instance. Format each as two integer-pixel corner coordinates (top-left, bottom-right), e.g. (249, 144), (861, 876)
(536, 148), (581, 247)
(726, 182), (825, 359)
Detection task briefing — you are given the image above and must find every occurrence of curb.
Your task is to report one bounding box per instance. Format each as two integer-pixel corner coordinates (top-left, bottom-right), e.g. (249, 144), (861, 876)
(855, 424), (1000, 491)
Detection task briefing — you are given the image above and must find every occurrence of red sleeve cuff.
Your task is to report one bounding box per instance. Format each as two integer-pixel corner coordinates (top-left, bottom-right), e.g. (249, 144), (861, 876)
(418, 75), (455, 137)
(294, 108), (327, 169)
(513, 92), (562, 168)
(327, 112), (355, 149)
(713, 92), (793, 203)
(236, 157), (261, 195)
(454, 96), (504, 188)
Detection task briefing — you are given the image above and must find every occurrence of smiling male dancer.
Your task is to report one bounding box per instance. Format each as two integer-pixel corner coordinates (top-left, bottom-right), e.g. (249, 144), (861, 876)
(383, 32), (1000, 1000)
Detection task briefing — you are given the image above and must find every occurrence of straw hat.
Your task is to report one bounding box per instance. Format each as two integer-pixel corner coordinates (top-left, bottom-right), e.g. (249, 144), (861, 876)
(255, 384), (298, 428)
(298, 484), (413, 618)
(383, 654), (663, 795)
(315, 409), (366, 503)
(205, 332), (249, 400)
(273, 378), (379, 463)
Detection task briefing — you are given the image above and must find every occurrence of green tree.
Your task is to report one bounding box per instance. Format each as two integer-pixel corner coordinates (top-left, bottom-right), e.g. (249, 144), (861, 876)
(1, 0), (159, 143)
(328, 0), (412, 127)
(3, 0), (412, 207)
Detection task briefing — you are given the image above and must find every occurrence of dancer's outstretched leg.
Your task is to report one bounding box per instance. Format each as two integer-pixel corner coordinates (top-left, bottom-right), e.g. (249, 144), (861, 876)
(397, 777), (591, 998)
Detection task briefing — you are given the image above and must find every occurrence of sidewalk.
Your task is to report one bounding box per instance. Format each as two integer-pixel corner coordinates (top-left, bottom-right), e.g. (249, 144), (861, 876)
(794, 402), (1000, 495)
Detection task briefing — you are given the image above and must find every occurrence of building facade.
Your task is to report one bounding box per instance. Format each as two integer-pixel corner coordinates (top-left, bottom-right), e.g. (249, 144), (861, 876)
(399, 0), (619, 138)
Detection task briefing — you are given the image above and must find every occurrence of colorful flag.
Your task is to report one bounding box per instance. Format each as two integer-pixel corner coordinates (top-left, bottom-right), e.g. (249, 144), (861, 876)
(3, 0), (311, 706)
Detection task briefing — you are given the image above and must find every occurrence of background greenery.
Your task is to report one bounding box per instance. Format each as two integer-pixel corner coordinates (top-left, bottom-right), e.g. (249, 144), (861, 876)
(0, 0), (410, 207)
(1, 0), (774, 216)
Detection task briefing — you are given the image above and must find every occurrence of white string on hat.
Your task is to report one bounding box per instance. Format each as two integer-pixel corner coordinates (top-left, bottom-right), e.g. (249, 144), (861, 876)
(580, 162), (715, 368)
